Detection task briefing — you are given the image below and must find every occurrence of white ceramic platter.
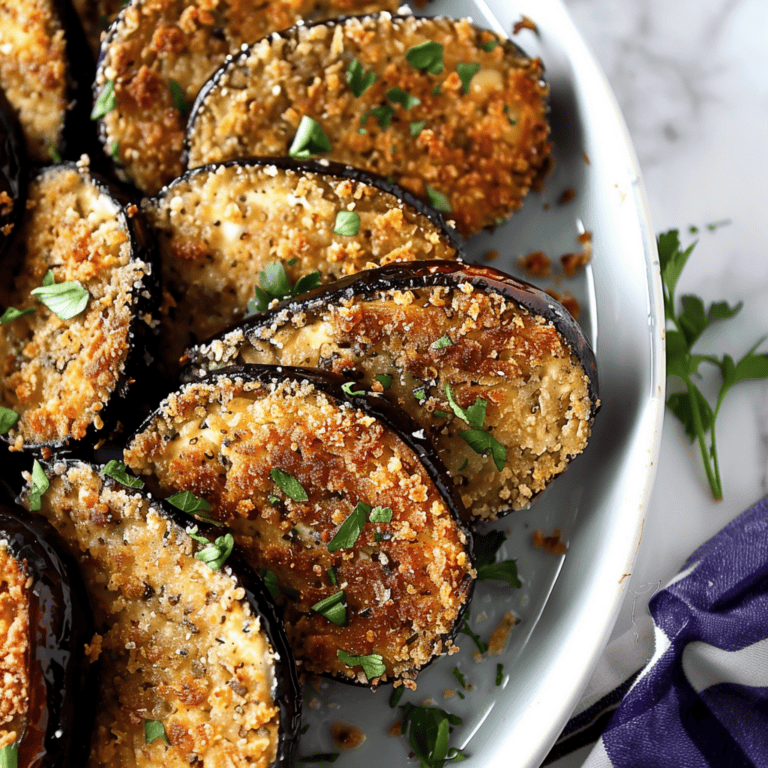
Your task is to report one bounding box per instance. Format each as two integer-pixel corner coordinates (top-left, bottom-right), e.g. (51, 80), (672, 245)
(297, 0), (665, 765)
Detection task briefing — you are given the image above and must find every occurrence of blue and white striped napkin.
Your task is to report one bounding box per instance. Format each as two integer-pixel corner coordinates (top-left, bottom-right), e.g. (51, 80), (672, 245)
(546, 493), (768, 767)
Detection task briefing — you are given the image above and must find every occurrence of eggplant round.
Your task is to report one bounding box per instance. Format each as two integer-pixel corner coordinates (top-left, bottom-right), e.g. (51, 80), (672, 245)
(143, 157), (460, 378)
(21, 459), (300, 767)
(0, 87), (27, 260)
(93, 0), (429, 194)
(0, 0), (97, 163)
(0, 500), (95, 768)
(184, 13), (551, 236)
(124, 366), (476, 687)
(0, 160), (159, 456)
(185, 262), (599, 521)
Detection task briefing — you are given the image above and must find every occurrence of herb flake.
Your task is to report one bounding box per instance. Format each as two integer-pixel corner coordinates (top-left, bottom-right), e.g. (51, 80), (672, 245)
(346, 58), (376, 97)
(426, 186), (451, 213)
(0, 307), (34, 325)
(369, 506), (393, 523)
(0, 407), (19, 435)
(91, 80), (116, 120)
(386, 87), (421, 110)
(482, 39), (499, 52)
(168, 78), (193, 112)
(456, 62), (480, 93)
(28, 460), (49, 512)
(496, 663), (504, 686)
(337, 649), (386, 680)
(334, 210), (360, 237)
(102, 459), (144, 489)
(327, 502), (369, 552)
(410, 120), (426, 136)
(144, 719), (170, 745)
(289, 116), (332, 159)
(0, 744), (18, 768)
(270, 468), (308, 502)
(341, 381), (365, 396)
(360, 104), (395, 130)
(376, 374), (392, 389)
(189, 527), (234, 571)
(406, 41), (444, 74)
(432, 334), (452, 350)
(245, 262), (321, 316)
(460, 618), (488, 654)
(400, 703), (462, 768)
(261, 569), (281, 600)
(167, 490), (212, 514)
(311, 590), (347, 626)
(31, 279), (89, 320)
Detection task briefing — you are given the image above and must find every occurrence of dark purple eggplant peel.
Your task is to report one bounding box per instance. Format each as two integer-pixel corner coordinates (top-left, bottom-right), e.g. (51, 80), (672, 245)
(124, 365), (476, 687)
(0, 161), (160, 457)
(0, 500), (95, 768)
(183, 261), (600, 521)
(19, 459), (301, 767)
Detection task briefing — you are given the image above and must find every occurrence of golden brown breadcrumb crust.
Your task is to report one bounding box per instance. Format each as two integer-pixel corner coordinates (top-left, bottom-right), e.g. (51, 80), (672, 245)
(186, 14), (551, 236)
(125, 375), (474, 684)
(32, 462), (281, 768)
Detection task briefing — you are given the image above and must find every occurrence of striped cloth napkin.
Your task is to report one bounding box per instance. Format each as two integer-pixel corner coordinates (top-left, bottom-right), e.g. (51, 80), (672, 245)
(545, 493), (768, 767)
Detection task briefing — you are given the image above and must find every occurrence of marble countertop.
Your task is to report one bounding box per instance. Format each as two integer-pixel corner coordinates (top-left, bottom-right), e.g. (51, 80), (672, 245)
(554, 0), (768, 763)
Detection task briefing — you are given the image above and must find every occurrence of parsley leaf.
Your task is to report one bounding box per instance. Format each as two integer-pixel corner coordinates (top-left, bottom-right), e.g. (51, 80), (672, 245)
(327, 502), (368, 551)
(474, 528), (521, 589)
(346, 58), (376, 97)
(341, 381), (365, 396)
(410, 120), (426, 136)
(444, 385), (485, 428)
(661, 228), (768, 499)
(289, 116), (332, 158)
(390, 686), (405, 708)
(311, 590), (347, 626)
(452, 667), (467, 689)
(261, 568), (281, 600)
(456, 62), (480, 93)
(460, 617), (488, 654)
(337, 649), (385, 680)
(460, 429), (506, 471)
(31, 278), (89, 320)
(0, 407), (19, 435)
(28, 460), (49, 512)
(369, 506), (393, 523)
(334, 210), (360, 236)
(91, 80), (116, 120)
(400, 703), (462, 768)
(376, 374), (392, 389)
(482, 39), (499, 52)
(360, 104), (395, 131)
(167, 490), (212, 514)
(245, 262), (321, 316)
(386, 87), (421, 110)
(0, 744), (18, 768)
(102, 459), (144, 489)
(406, 41), (444, 74)
(48, 145), (62, 163)
(426, 186), (451, 213)
(432, 334), (452, 350)
(496, 663), (504, 686)
(188, 527), (234, 571)
(270, 468), (308, 502)
(144, 719), (170, 745)
(0, 307), (34, 324)
(168, 79), (193, 112)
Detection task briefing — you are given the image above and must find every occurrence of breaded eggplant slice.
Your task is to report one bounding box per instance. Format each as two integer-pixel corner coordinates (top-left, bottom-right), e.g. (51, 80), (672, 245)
(0, 87), (27, 258)
(0, 0), (95, 162)
(124, 368), (476, 686)
(0, 501), (95, 768)
(185, 263), (599, 520)
(185, 13), (551, 236)
(95, 0), (429, 194)
(0, 161), (158, 454)
(21, 460), (300, 768)
(143, 158), (459, 375)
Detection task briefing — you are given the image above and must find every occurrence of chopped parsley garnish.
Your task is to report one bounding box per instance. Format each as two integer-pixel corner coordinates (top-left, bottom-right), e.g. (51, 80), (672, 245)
(478, 559), (521, 589)
(102, 459), (145, 489)
(48, 145), (62, 162)
(268, 495), (280, 505)
(386, 87), (421, 110)
(375, 373), (392, 389)
(434, 409), (450, 418)
(91, 80), (116, 120)
(111, 140), (120, 162)
(300, 724), (311, 736)
(167, 490), (212, 515)
(261, 568), (281, 600)
(432, 334), (452, 349)
(311, 590), (347, 626)
(482, 38), (499, 52)
(0, 407), (19, 435)
(410, 120), (426, 136)
(360, 104), (395, 131)
(270, 468), (308, 502)
(289, 116), (333, 159)
(341, 381), (365, 396)
(460, 618), (488, 654)
(346, 58), (376, 97)
(245, 261), (321, 315)
(400, 703), (463, 768)
(661, 228), (768, 499)
(444, 385), (506, 470)
(457, 459), (469, 471)
(496, 663), (504, 686)
(406, 41), (444, 74)
(0, 307), (34, 324)
(413, 387), (427, 403)
(144, 719), (170, 746)
(707, 219), (731, 231)
(456, 62), (480, 94)
(168, 78), (193, 112)
(452, 666), (467, 689)
(374, 531), (382, 541)
(337, 649), (386, 680)
(327, 502), (368, 552)
(0, 744), (18, 768)
(444, 384), (485, 427)
(31, 276), (89, 320)
(431, 85), (442, 96)
(390, 685), (405, 708)
(188, 527), (234, 571)
(426, 186), (451, 213)
(369, 506), (393, 523)
(334, 210), (360, 236)
(503, 104), (516, 125)
(28, 460), (49, 512)
(327, 567), (338, 586)
(299, 754), (340, 764)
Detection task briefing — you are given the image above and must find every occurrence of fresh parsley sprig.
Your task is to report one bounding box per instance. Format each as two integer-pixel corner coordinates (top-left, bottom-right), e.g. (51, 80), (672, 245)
(473, 530), (522, 589)
(660, 229), (768, 499)
(245, 261), (321, 316)
(400, 703), (464, 768)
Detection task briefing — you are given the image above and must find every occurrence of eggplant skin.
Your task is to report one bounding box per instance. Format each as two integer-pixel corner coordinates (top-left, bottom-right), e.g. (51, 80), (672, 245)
(21, 460), (300, 768)
(0, 501), (95, 768)
(125, 366), (476, 687)
(186, 262), (599, 521)
(0, 160), (160, 455)
(0, 87), (27, 260)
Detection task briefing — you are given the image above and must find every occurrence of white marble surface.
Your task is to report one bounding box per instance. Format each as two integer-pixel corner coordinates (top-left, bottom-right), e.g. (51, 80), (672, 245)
(553, 0), (768, 764)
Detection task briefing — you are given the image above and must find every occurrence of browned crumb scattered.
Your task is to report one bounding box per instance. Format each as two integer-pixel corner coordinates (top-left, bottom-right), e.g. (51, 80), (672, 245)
(512, 15), (539, 35)
(533, 528), (568, 555)
(388, 720), (403, 737)
(519, 250), (552, 278)
(0, 191), (13, 216)
(558, 187), (576, 205)
(484, 249), (500, 262)
(84, 633), (103, 663)
(582, 151), (592, 165)
(561, 231), (593, 277)
(488, 611), (519, 656)
(330, 722), (366, 751)
(444, 689), (455, 699)
(546, 290), (581, 322)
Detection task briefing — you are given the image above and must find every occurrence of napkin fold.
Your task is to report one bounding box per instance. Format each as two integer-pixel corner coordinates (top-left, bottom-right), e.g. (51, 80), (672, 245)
(545, 493), (768, 768)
